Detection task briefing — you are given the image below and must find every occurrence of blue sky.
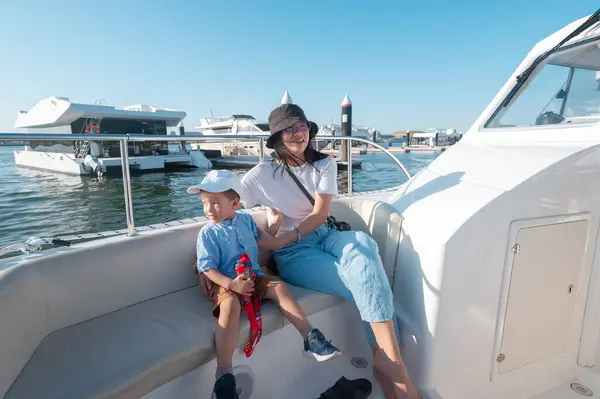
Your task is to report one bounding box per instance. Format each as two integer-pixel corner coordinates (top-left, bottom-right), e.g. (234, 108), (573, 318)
(0, 0), (597, 134)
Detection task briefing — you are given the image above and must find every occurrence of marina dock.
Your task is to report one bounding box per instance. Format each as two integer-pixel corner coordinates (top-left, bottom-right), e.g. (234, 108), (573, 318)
(389, 145), (447, 153)
(325, 145), (447, 155)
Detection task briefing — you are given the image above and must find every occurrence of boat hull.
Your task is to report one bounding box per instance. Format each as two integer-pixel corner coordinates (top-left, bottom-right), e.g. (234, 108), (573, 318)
(13, 149), (212, 175)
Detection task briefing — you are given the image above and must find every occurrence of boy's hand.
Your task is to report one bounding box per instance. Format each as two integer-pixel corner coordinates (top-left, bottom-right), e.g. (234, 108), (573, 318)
(229, 275), (255, 296)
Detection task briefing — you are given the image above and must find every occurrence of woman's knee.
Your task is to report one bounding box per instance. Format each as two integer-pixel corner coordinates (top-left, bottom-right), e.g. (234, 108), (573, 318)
(335, 231), (382, 269)
(329, 230), (379, 257)
(354, 231), (379, 252)
(341, 232), (389, 287)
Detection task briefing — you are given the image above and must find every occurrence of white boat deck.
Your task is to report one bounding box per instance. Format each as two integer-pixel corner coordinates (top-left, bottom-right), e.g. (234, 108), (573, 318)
(142, 303), (387, 399)
(529, 368), (599, 399)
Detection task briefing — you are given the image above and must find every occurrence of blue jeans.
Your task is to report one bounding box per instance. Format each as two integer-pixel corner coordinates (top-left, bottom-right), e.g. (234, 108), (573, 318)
(274, 224), (395, 347)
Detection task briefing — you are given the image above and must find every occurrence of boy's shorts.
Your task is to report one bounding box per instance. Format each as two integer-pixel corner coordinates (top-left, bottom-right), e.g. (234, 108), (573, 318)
(210, 275), (280, 318)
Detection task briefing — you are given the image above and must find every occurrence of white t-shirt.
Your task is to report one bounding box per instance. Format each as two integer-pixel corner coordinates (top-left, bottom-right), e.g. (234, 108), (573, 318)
(240, 157), (338, 235)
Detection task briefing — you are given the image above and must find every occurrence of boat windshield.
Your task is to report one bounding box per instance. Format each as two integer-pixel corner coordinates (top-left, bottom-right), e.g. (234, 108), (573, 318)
(254, 123), (269, 131)
(486, 39), (600, 128)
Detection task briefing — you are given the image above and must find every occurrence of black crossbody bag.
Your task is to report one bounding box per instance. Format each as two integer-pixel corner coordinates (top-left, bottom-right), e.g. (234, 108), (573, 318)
(284, 166), (351, 232)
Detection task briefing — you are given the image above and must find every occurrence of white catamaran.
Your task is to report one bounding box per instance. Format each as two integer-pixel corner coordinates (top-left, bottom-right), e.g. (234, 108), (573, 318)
(13, 97), (212, 175)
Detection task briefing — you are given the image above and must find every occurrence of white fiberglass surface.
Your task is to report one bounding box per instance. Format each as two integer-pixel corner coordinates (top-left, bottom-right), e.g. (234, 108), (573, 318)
(141, 302), (388, 399)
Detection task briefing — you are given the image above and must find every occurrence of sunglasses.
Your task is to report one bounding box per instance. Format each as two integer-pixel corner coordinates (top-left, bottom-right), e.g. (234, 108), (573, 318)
(282, 122), (310, 135)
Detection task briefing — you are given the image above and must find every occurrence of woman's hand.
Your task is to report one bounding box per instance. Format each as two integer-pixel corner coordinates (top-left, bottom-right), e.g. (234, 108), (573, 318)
(266, 208), (284, 236)
(270, 208), (284, 223)
(266, 193), (333, 249)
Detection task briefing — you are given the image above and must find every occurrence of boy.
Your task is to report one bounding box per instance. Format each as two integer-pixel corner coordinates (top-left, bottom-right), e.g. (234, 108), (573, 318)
(188, 170), (341, 399)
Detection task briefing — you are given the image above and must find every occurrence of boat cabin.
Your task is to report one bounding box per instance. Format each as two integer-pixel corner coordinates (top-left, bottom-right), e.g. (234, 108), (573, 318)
(14, 97), (186, 157)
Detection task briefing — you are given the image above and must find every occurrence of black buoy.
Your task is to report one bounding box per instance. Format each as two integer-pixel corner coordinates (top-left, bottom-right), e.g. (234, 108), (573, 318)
(340, 95), (352, 162)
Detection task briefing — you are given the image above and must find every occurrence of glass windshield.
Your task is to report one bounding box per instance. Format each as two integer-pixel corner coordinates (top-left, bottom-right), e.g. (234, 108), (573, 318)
(255, 123), (269, 131)
(486, 40), (600, 128)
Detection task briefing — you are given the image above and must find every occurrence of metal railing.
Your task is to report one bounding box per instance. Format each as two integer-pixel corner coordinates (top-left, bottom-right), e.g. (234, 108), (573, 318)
(0, 133), (411, 239)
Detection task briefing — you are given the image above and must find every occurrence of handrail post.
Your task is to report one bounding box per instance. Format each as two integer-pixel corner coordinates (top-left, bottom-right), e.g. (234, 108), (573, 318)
(347, 138), (353, 196)
(259, 138), (264, 162)
(119, 138), (136, 236)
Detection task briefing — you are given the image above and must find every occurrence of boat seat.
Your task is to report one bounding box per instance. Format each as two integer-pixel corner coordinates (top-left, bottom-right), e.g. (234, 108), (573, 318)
(1, 197), (402, 399)
(5, 284), (340, 399)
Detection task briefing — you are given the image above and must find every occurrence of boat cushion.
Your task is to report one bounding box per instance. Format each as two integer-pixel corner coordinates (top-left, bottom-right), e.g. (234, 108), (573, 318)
(329, 198), (403, 285)
(4, 284), (342, 399)
(1, 197), (401, 399)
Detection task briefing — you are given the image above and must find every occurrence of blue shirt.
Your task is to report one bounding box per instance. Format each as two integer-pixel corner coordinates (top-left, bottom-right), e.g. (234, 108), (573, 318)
(196, 211), (263, 279)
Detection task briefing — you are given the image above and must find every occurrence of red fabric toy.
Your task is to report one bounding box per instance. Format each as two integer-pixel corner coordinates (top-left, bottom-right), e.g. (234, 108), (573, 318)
(235, 253), (263, 357)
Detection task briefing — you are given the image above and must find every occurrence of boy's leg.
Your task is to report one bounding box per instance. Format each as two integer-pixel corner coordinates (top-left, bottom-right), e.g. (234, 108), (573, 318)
(260, 277), (311, 337)
(211, 286), (242, 398)
(214, 292), (242, 380)
(257, 276), (341, 362)
(213, 286), (242, 380)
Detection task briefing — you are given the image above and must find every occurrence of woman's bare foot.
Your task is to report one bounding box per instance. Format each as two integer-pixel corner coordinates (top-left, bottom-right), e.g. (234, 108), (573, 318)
(372, 347), (397, 398)
(374, 365), (397, 399)
(373, 347), (420, 399)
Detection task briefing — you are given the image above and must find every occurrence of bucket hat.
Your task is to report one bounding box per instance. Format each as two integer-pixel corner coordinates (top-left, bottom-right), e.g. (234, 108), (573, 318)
(266, 104), (318, 149)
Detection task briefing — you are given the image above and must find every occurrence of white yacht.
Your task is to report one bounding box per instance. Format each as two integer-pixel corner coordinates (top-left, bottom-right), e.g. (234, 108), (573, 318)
(1, 8), (600, 399)
(318, 123), (376, 139)
(13, 97), (212, 175)
(190, 114), (271, 157)
(195, 114), (270, 136)
(410, 129), (454, 147)
(193, 101), (330, 154)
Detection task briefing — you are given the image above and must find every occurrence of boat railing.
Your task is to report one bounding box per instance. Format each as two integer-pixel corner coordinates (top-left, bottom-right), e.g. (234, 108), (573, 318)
(0, 133), (411, 241)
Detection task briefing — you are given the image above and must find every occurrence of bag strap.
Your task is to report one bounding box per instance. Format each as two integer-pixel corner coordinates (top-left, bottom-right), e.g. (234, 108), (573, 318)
(284, 166), (315, 206)
(284, 164), (338, 230)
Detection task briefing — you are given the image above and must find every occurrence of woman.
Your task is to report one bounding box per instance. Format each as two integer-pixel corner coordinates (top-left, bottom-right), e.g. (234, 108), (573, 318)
(201, 103), (419, 399)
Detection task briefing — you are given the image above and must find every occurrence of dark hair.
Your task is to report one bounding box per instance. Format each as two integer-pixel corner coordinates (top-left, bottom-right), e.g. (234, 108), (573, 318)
(199, 189), (240, 201)
(270, 131), (328, 175)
